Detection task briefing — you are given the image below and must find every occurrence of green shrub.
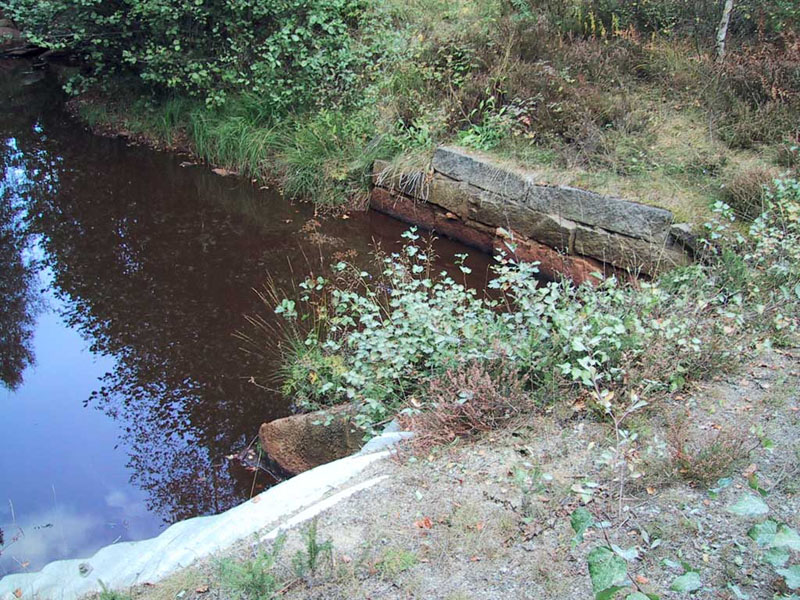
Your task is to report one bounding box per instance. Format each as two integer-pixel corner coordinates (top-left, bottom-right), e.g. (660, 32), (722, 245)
(271, 180), (800, 433)
(2, 0), (371, 109)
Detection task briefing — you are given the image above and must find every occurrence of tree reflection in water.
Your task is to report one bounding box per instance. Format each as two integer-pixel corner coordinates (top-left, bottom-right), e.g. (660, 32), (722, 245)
(1, 60), (491, 530)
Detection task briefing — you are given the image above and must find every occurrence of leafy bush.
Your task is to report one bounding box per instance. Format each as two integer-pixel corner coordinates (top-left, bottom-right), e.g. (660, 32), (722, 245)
(2, 0), (371, 109)
(271, 180), (800, 434)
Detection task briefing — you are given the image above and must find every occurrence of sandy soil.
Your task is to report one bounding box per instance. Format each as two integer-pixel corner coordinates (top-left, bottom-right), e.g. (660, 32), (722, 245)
(86, 349), (800, 600)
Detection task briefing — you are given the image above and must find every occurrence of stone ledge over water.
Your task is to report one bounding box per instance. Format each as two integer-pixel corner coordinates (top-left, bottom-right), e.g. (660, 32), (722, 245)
(371, 146), (693, 282)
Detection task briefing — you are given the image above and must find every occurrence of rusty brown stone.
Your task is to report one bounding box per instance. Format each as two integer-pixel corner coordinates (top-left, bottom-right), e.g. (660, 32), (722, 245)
(494, 233), (617, 286)
(259, 406), (364, 476)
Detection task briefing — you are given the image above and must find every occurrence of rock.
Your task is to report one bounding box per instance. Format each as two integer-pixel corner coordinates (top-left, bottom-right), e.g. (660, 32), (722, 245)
(431, 146), (674, 242)
(429, 176), (574, 251)
(0, 26), (22, 50)
(573, 224), (691, 276)
(433, 146), (530, 201)
(525, 184), (673, 243)
(259, 405), (365, 476)
(669, 223), (702, 257)
(494, 233), (613, 285)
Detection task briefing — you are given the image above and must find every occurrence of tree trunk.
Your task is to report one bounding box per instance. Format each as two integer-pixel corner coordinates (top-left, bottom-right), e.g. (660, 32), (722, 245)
(715, 0), (735, 63)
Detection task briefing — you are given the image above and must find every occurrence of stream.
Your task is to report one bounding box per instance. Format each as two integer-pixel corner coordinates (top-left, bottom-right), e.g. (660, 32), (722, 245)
(0, 60), (490, 576)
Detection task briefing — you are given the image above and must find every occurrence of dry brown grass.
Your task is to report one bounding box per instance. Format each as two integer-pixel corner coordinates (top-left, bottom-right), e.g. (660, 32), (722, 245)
(666, 415), (754, 485)
(400, 360), (530, 454)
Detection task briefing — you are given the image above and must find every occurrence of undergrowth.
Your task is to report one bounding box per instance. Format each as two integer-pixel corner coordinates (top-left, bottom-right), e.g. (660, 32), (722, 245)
(267, 178), (800, 437)
(32, 0), (797, 212)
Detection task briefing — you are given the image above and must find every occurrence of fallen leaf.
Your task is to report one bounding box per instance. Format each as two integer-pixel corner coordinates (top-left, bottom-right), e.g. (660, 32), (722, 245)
(414, 517), (433, 529)
(211, 167), (237, 177)
(646, 487), (656, 495)
(195, 585), (209, 594)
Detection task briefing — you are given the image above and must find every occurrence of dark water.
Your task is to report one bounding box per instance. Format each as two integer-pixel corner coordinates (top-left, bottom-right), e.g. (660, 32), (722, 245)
(0, 61), (491, 576)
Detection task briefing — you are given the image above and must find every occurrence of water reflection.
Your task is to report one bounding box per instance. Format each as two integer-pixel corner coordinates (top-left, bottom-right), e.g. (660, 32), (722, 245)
(0, 138), (40, 390)
(0, 60), (492, 574)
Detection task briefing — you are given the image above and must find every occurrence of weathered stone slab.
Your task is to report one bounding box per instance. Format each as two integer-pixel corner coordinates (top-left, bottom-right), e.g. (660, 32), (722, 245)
(525, 185), (673, 243)
(428, 175), (574, 251)
(432, 146), (674, 243)
(573, 225), (691, 276)
(371, 186), (437, 231)
(371, 186), (495, 253)
(432, 146), (530, 201)
(493, 230), (613, 285)
(669, 223), (701, 257)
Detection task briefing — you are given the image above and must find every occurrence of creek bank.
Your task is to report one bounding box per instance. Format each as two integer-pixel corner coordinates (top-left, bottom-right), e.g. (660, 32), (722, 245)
(372, 146), (697, 283)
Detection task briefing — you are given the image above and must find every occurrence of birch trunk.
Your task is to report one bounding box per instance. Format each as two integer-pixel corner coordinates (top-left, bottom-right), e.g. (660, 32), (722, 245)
(715, 0), (735, 63)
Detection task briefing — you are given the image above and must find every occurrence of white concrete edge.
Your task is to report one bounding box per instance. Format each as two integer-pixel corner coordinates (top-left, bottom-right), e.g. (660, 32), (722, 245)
(0, 447), (395, 600)
(259, 475), (389, 544)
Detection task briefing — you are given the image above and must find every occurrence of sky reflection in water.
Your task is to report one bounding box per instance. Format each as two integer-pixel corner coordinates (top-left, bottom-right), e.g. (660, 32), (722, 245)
(0, 60), (491, 576)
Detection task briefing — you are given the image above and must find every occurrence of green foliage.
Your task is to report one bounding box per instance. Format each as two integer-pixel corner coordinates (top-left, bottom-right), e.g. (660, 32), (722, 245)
(727, 493), (770, 517)
(217, 535), (285, 600)
(291, 518), (333, 578)
(549, 0), (799, 39)
(670, 570), (702, 593)
(378, 548), (418, 578)
(2, 0), (370, 109)
(273, 179), (800, 433)
(587, 546), (628, 597)
(570, 507), (594, 545)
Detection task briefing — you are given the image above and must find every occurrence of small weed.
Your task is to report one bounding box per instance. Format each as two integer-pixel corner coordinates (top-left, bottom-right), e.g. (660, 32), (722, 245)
(721, 167), (776, 221)
(667, 417), (753, 486)
(378, 548), (418, 578)
(292, 518), (333, 579)
(97, 582), (132, 600)
(217, 534), (285, 600)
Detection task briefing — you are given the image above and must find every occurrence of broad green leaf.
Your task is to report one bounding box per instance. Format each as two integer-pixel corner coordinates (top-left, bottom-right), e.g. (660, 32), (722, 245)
(588, 547), (628, 594)
(596, 585), (626, 600)
(727, 583), (749, 599)
(777, 566), (800, 590)
(571, 508), (594, 545)
(727, 494), (769, 517)
(774, 525), (800, 551)
(670, 571), (702, 593)
(763, 547), (790, 567)
(611, 544), (639, 561)
(748, 519), (778, 546)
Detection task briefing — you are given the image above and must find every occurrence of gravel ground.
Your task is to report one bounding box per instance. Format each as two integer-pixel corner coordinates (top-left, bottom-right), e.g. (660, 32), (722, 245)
(85, 349), (800, 600)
